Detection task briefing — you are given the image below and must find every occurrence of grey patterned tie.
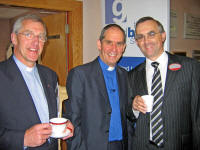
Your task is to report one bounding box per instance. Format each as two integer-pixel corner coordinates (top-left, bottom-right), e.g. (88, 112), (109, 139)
(151, 62), (164, 147)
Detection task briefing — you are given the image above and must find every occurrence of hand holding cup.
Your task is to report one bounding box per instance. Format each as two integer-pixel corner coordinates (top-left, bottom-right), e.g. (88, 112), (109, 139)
(141, 95), (154, 113)
(50, 117), (71, 138)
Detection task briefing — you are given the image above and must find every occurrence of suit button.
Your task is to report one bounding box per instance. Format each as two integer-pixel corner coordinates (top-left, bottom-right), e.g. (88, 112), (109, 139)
(108, 111), (111, 114)
(106, 130), (109, 133)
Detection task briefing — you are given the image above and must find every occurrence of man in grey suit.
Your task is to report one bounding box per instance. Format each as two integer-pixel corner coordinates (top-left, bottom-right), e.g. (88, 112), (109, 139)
(66, 24), (133, 150)
(0, 14), (73, 150)
(128, 16), (200, 150)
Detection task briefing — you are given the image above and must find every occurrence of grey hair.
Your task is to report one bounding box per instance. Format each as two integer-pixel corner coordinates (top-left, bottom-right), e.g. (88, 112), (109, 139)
(99, 24), (126, 43)
(12, 14), (47, 35)
(135, 16), (165, 33)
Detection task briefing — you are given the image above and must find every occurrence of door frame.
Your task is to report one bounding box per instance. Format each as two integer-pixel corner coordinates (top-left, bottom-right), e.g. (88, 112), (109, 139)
(0, 0), (83, 71)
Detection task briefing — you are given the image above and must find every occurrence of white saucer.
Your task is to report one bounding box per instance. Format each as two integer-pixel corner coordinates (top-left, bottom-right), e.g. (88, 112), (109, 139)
(50, 129), (70, 138)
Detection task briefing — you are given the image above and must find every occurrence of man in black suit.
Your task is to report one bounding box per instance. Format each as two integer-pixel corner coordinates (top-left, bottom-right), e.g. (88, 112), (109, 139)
(128, 16), (200, 150)
(0, 14), (73, 150)
(66, 24), (133, 150)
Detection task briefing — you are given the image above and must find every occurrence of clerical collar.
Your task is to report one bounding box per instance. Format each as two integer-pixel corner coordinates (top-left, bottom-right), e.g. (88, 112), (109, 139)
(98, 57), (115, 72)
(107, 66), (115, 71)
(13, 55), (36, 72)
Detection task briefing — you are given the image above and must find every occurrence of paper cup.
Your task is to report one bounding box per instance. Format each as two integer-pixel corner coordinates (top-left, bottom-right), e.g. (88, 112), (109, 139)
(141, 95), (154, 112)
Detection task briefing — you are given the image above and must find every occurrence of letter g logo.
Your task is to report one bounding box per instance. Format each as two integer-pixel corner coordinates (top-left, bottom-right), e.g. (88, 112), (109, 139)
(112, 0), (127, 24)
(105, 0), (127, 24)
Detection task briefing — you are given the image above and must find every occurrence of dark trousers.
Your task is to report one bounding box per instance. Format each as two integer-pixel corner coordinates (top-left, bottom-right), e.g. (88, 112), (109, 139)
(108, 140), (123, 150)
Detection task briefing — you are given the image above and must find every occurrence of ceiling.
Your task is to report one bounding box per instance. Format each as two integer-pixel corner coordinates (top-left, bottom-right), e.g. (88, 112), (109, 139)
(0, 5), (59, 19)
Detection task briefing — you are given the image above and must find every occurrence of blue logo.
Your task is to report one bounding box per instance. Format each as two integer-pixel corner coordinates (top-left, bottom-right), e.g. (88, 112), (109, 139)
(126, 27), (135, 44)
(118, 57), (145, 71)
(105, 0), (127, 24)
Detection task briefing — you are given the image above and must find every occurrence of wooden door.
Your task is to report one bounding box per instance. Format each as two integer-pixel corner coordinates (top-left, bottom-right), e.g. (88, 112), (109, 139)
(41, 12), (67, 86)
(42, 12), (68, 150)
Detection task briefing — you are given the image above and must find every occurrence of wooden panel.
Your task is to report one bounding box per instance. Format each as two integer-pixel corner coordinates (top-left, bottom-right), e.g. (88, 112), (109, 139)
(68, 8), (83, 71)
(42, 12), (67, 86)
(0, 0), (80, 11)
(0, 0), (83, 80)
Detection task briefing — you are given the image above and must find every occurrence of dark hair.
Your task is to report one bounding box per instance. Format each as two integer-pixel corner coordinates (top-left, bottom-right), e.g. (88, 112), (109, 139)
(12, 14), (47, 35)
(99, 24), (126, 43)
(135, 16), (165, 33)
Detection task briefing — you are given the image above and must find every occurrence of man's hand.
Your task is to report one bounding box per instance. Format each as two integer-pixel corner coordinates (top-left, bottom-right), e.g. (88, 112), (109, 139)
(24, 123), (52, 147)
(62, 121), (74, 140)
(132, 95), (147, 114)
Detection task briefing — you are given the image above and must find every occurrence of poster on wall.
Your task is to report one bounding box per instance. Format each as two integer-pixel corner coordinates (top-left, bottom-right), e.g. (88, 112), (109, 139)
(184, 13), (200, 40)
(102, 0), (170, 71)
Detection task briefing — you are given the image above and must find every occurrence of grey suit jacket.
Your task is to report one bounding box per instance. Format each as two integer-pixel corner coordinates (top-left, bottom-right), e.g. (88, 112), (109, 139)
(0, 57), (58, 150)
(128, 52), (200, 150)
(66, 58), (132, 150)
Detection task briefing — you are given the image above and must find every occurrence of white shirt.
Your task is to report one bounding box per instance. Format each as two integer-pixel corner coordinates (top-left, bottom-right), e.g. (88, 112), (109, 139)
(13, 56), (50, 123)
(13, 56), (59, 149)
(146, 52), (168, 95)
(146, 51), (168, 140)
(133, 51), (168, 140)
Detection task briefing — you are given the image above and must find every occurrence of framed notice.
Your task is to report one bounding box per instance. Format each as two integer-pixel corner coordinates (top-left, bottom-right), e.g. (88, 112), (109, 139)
(192, 50), (200, 61)
(184, 13), (200, 39)
(170, 9), (177, 38)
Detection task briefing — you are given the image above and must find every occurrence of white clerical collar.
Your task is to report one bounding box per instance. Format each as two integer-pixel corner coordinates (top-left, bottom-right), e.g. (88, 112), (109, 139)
(13, 55), (35, 72)
(107, 66), (115, 71)
(25, 66), (34, 72)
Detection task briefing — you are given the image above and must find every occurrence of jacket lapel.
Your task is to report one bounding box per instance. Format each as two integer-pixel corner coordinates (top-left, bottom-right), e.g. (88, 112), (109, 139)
(135, 62), (150, 138)
(116, 68), (122, 110)
(7, 58), (41, 124)
(37, 65), (57, 119)
(116, 67), (126, 111)
(138, 62), (148, 95)
(92, 59), (111, 110)
(159, 53), (182, 132)
(163, 53), (181, 98)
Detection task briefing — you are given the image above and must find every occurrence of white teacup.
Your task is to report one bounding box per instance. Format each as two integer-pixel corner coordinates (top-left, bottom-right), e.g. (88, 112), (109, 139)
(50, 117), (68, 137)
(141, 95), (154, 112)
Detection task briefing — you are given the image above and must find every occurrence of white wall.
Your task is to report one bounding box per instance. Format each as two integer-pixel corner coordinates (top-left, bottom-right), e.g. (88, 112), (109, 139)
(83, 0), (102, 63)
(170, 0), (200, 57)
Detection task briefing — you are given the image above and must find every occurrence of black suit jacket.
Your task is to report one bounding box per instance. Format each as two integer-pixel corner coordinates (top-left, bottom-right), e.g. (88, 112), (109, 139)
(66, 58), (132, 150)
(128, 52), (200, 150)
(0, 57), (58, 150)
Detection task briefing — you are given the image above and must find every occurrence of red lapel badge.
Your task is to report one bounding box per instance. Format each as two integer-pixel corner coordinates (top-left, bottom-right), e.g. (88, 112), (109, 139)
(169, 63), (181, 71)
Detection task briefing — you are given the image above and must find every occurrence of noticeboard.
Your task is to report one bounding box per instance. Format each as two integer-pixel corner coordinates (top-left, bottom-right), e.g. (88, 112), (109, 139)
(184, 13), (200, 40)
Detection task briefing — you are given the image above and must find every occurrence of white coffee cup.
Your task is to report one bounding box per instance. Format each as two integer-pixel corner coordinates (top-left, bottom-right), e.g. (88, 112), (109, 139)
(141, 95), (154, 112)
(50, 117), (68, 136)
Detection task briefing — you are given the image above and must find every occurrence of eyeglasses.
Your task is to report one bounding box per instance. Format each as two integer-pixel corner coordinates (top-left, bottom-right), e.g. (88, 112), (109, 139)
(135, 31), (160, 42)
(17, 31), (47, 42)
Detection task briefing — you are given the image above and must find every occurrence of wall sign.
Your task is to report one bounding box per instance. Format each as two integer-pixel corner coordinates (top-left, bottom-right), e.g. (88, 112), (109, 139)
(184, 13), (200, 40)
(102, 0), (170, 70)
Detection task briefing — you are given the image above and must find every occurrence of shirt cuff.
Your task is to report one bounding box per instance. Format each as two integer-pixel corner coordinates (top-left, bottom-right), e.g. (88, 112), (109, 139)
(132, 108), (140, 118)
